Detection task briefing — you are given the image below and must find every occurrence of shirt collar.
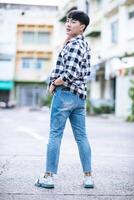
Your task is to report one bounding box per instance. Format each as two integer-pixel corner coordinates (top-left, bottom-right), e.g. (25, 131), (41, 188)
(66, 34), (84, 45)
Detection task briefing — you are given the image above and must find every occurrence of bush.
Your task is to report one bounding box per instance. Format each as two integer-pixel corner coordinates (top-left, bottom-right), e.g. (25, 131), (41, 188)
(92, 106), (102, 114)
(40, 94), (52, 108)
(86, 99), (91, 115)
(93, 104), (114, 114)
(126, 80), (134, 122)
(126, 115), (134, 122)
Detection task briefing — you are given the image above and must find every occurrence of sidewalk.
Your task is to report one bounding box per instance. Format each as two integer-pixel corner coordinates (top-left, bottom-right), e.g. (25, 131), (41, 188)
(0, 108), (134, 200)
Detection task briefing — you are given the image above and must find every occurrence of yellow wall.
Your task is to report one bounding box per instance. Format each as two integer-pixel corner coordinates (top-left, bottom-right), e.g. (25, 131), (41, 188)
(15, 51), (52, 81)
(15, 24), (54, 82)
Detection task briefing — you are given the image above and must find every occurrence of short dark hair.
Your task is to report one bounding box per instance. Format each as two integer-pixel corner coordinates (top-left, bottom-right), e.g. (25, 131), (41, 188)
(67, 10), (90, 31)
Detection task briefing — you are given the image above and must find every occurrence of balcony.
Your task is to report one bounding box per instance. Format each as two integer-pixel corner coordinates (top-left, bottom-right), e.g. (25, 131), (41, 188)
(120, 0), (134, 6)
(103, 1), (119, 17)
(86, 24), (101, 37)
(86, 30), (101, 37)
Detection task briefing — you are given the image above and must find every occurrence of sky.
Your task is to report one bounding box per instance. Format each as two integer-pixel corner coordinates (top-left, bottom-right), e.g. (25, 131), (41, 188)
(0, 0), (62, 6)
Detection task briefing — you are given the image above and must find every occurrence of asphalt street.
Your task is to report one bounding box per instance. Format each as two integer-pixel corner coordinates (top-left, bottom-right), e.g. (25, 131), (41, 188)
(0, 108), (134, 200)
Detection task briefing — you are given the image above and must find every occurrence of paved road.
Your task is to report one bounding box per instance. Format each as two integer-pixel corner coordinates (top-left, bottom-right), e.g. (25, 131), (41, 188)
(0, 108), (134, 200)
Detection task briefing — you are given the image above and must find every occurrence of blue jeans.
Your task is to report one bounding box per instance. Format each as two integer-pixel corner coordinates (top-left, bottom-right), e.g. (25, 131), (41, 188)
(45, 87), (92, 174)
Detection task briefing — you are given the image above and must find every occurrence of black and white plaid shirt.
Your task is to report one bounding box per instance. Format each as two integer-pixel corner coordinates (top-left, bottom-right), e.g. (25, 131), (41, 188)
(49, 34), (91, 99)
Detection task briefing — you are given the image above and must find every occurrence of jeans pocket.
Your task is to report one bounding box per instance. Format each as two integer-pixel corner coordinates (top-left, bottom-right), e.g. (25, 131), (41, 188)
(61, 91), (75, 108)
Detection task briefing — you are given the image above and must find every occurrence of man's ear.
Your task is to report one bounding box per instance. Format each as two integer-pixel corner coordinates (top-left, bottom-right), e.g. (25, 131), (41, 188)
(80, 24), (86, 32)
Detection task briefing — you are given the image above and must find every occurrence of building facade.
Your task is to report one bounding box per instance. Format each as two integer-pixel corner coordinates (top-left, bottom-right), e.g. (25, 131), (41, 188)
(87, 0), (134, 117)
(0, 5), (16, 106)
(58, 0), (134, 118)
(0, 3), (58, 107)
(1, 1), (134, 114)
(15, 23), (54, 107)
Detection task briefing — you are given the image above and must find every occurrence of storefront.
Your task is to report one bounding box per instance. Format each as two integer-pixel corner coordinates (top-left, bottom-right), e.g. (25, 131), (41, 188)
(105, 56), (134, 117)
(0, 81), (14, 104)
(15, 82), (45, 107)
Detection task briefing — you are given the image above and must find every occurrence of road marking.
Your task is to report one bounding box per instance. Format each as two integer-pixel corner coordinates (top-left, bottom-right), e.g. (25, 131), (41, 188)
(16, 127), (44, 141)
(94, 153), (134, 158)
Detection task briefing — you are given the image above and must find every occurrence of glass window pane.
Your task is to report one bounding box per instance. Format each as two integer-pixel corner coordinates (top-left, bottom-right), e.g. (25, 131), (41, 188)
(22, 58), (33, 68)
(23, 32), (35, 44)
(96, 0), (102, 8)
(128, 10), (134, 19)
(37, 32), (50, 44)
(35, 58), (46, 69)
(85, 0), (89, 14)
(111, 20), (118, 44)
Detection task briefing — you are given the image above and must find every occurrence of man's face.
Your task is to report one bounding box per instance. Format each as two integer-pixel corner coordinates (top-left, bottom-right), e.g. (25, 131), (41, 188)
(65, 18), (85, 38)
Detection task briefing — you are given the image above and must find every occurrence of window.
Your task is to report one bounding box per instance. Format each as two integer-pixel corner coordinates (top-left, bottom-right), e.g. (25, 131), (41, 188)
(22, 31), (50, 45)
(85, 0), (89, 14)
(22, 58), (33, 68)
(128, 10), (134, 19)
(23, 32), (34, 44)
(110, 20), (118, 44)
(37, 32), (50, 44)
(35, 58), (45, 69)
(96, 0), (102, 8)
(22, 58), (47, 69)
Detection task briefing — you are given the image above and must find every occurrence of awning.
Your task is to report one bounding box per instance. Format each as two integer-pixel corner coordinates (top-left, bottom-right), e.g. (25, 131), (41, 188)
(89, 60), (106, 81)
(86, 31), (101, 37)
(105, 56), (134, 80)
(0, 81), (14, 90)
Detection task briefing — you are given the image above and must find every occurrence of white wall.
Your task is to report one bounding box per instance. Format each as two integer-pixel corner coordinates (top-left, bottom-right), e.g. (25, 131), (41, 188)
(0, 59), (15, 80)
(115, 75), (134, 117)
(0, 5), (59, 81)
(90, 81), (101, 99)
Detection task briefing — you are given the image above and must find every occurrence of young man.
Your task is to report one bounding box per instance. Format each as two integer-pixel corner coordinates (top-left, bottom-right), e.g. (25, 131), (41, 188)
(35, 10), (94, 189)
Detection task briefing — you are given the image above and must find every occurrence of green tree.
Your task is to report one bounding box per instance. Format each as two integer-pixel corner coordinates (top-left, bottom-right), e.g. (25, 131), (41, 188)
(127, 80), (134, 122)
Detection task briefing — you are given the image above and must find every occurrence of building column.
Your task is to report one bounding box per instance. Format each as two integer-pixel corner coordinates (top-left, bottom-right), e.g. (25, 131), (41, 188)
(118, 4), (128, 54)
(115, 75), (133, 117)
(115, 4), (131, 117)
